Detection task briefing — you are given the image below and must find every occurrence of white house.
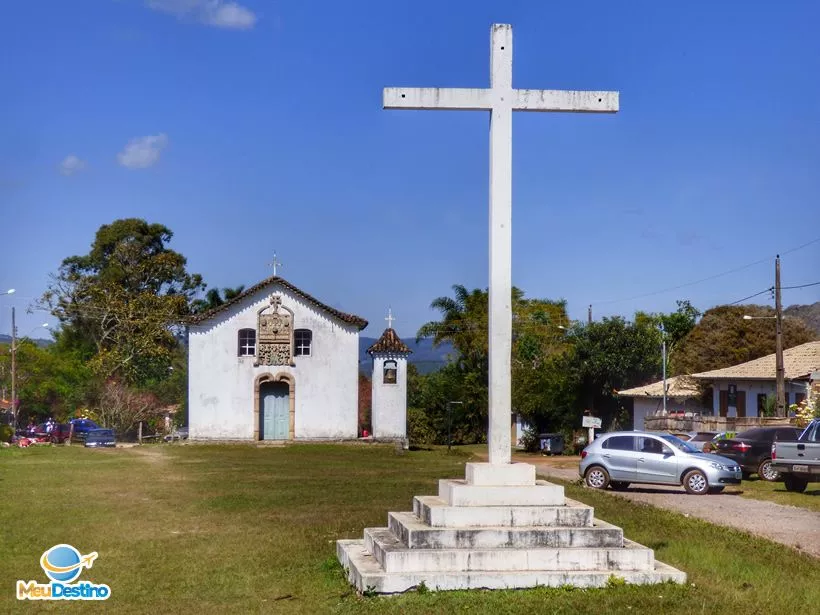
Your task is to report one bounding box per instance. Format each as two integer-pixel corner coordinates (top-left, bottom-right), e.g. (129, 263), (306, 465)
(617, 376), (705, 430)
(692, 340), (818, 417)
(619, 340), (820, 428)
(186, 276), (368, 441)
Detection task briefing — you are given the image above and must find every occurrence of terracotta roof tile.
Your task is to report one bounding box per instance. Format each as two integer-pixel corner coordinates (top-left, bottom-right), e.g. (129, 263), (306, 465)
(186, 276), (368, 330)
(692, 340), (820, 380)
(367, 328), (412, 355)
(618, 375), (701, 399)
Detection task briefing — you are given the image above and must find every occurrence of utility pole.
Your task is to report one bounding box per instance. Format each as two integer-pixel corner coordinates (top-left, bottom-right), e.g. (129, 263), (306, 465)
(10, 306), (16, 429)
(660, 322), (667, 414)
(588, 305), (592, 324)
(775, 254), (785, 417)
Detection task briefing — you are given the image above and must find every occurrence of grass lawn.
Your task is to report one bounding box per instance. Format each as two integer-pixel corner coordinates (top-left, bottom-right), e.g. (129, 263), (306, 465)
(0, 443), (817, 614)
(728, 477), (820, 512)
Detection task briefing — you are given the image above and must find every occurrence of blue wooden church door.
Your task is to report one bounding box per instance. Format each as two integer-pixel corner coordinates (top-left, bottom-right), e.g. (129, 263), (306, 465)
(261, 382), (289, 440)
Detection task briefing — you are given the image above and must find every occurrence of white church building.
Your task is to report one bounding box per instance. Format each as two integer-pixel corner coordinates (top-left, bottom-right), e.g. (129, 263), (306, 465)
(186, 276), (369, 441)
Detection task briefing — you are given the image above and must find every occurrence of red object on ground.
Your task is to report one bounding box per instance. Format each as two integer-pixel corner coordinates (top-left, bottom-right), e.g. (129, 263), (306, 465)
(362, 430), (370, 438)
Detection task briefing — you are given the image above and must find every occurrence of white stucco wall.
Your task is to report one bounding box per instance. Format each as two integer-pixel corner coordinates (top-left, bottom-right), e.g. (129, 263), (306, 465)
(370, 354), (407, 439)
(710, 380), (810, 417)
(632, 399), (660, 431)
(188, 285), (360, 440)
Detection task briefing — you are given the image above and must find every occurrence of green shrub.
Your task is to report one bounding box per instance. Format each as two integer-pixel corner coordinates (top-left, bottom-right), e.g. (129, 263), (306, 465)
(519, 426), (540, 453)
(0, 424), (13, 443)
(407, 407), (437, 446)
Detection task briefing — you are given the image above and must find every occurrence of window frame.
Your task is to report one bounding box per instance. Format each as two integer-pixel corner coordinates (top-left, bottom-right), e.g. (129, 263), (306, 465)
(602, 435), (635, 452)
(294, 329), (312, 357)
(237, 328), (256, 357)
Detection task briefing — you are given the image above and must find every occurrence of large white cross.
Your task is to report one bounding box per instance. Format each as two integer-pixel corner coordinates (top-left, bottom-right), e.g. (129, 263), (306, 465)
(384, 24), (618, 465)
(385, 307), (395, 329)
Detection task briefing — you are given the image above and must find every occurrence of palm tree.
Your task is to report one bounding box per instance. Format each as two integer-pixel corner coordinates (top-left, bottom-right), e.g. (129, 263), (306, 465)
(190, 285), (245, 314)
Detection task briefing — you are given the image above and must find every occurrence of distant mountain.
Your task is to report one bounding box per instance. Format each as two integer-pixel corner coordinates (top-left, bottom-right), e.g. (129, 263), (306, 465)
(785, 301), (820, 336)
(359, 337), (455, 374)
(0, 334), (52, 348)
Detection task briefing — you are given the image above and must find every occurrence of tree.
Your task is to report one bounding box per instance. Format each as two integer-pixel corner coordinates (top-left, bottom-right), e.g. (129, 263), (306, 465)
(672, 304), (817, 375)
(0, 341), (91, 422)
(190, 286), (246, 314)
(414, 285), (574, 441)
(567, 316), (662, 429)
(358, 372), (372, 434)
(40, 219), (204, 385)
(96, 380), (164, 436)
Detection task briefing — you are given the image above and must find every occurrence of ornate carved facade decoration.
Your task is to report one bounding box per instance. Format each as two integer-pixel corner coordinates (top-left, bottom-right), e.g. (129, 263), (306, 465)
(255, 295), (295, 366)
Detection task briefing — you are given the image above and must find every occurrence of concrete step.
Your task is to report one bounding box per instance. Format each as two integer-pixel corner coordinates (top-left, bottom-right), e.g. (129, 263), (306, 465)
(365, 527), (655, 573)
(413, 495), (594, 528)
(387, 512), (624, 550)
(439, 479), (565, 507)
(337, 539), (687, 594)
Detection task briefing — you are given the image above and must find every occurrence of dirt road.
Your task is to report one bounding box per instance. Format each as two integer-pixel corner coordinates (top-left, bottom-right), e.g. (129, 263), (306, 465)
(498, 453), (820, 558)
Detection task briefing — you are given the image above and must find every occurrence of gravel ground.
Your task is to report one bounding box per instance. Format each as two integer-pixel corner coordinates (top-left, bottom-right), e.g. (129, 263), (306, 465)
(523, 455), (820, 558)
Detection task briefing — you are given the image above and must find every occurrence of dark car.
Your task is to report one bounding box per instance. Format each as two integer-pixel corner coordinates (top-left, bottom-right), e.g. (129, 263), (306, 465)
(84, 429), (116, 448)
(712, 426), (802, 481)
(69, 419), (101, 441)
(31, 422), (68, 443)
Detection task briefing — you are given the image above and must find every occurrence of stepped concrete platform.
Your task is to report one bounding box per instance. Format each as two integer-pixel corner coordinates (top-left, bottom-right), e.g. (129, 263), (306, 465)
(337, 462), (686, 594)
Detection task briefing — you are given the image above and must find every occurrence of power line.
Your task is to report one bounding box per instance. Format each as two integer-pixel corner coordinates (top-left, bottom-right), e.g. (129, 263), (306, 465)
(781, 281), (820, 290)
(590, 235), (820, 306)
(728, 287), (772, 306)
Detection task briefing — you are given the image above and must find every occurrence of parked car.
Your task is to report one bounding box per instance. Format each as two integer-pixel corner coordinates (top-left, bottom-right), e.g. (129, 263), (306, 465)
(84, 428), (116, 448)
(702, 432), (733, 453)
(771, 419), (820, 492)
(69, 418), (101, 441)
(679, 431), (720, 452)
(33, 422), (72, 444)
(579, 431), (742, 495)
(711, 426), (802, 481)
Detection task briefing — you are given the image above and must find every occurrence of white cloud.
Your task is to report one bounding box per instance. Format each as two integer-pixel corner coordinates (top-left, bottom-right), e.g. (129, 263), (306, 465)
(146, 0), (257, 30)
(117, 134), (169, 169)
(58, 155), (87, 176)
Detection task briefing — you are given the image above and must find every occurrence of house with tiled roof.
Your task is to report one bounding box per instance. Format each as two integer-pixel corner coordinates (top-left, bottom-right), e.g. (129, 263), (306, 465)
(186, 276), (368, 441)
(617, 376), (706, 430)
(618, 341), (819, 429)
(692, 340), (819, 418)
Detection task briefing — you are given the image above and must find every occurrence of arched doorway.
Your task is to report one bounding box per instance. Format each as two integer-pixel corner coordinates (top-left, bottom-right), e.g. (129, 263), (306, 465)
(259, 381), (290, 440)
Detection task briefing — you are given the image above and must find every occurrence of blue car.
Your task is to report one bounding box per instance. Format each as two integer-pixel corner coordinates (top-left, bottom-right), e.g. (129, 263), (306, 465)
(69, 419), (101, 441)
(84, 429), (116, 448)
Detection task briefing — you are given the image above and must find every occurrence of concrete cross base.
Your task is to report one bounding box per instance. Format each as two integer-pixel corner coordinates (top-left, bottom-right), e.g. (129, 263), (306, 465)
(337, 539), (687, 594)
(336, 471), (686, 594)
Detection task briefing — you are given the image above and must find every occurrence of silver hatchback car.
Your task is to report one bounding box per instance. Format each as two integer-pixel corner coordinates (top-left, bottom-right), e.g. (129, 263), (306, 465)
(580, 431), (742, 495)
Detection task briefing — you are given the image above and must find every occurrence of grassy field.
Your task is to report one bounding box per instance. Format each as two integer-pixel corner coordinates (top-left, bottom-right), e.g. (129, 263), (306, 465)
(0, 443), (818, 614)
(732, 477), (820, 511)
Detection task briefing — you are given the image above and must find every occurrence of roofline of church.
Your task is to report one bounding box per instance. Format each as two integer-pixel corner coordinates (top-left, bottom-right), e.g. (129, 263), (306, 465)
(184, 276), (369, 330)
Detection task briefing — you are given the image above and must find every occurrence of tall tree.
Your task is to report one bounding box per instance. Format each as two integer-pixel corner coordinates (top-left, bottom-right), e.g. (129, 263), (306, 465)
(41, 218), (204, 385)
(672, 304), (817, 375)
(567, 316), (662, 429)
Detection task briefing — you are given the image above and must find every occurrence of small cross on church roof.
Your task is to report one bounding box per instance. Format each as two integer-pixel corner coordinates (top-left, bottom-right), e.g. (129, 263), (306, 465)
(269, 252), (283, 277)
(367, 310), (412, 356)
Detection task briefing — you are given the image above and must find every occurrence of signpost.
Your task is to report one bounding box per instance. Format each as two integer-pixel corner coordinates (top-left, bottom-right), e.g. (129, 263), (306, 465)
(582, 415), (602, 446)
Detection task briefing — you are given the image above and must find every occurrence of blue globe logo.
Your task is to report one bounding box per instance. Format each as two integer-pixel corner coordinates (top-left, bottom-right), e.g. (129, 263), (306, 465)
(41, 544), (83, 583)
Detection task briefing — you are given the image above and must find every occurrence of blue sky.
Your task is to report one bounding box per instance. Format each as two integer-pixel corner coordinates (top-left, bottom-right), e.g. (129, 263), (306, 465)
(2, 0), (819, 338)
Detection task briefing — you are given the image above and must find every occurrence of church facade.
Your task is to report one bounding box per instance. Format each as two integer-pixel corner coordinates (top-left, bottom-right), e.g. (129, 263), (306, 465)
(186, 277), (368, 441)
